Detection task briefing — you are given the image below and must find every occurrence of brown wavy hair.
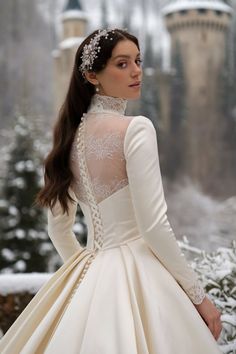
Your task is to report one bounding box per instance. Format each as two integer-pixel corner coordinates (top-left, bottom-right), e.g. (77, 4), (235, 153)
(36, 29), (139, 214)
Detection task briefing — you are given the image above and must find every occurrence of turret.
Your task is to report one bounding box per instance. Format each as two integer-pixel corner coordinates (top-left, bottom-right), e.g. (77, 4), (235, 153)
(161, 0), (233, 193)
(53, 0), (88, 116)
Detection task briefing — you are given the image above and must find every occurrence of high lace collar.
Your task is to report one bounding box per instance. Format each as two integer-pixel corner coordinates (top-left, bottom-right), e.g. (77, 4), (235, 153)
(87, 94), (127, 115)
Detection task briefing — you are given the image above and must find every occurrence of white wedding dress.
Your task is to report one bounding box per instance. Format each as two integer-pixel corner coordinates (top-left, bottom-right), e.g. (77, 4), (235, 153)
(0, 94), (222, 353)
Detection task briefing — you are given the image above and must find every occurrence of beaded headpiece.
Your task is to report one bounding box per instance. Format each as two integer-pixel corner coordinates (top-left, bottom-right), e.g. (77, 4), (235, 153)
(79, 29), (116, 76)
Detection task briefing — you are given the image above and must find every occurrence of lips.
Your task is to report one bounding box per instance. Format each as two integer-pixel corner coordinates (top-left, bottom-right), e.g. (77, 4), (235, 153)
(129, 81), (141, 87)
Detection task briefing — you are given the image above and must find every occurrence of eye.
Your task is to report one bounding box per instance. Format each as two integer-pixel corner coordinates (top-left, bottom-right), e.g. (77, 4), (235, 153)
(117, 62), (127, 69)
(136, 59), (143, 66)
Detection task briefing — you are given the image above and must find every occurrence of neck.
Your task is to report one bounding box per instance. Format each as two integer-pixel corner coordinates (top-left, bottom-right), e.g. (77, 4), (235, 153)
(87, 93), (127, 115)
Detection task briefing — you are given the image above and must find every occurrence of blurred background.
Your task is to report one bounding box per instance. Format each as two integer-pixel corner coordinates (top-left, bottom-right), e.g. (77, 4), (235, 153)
(0, 0), (235, 350)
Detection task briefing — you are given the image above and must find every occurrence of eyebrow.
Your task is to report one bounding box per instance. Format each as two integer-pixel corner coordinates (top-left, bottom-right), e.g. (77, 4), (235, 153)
(112, 53), (141, 60)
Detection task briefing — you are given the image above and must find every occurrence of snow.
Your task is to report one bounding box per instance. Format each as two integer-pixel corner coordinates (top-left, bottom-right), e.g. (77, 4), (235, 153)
(14, 117), (29, 136)
(15, 160), (35, 172)
(178, 239), (203, 255)
(0, 200), (8, 208)
(14, 260), (26, 272)
(165, 179), (236, 252)
(59, 36), (84, 50)
(162, 1), (233, 16)
(15, 229), (26, 239)
(186, 241), (236, 352)
(8, 219), (18, 228)
(10, 177), (25, 189)
(73, 223), (84, 233)
(61, 10), (88, 21)
(28, 229), (38, 238)
(0, 273), (52, 295)
(1, 249), (15, 262)
(14, 125), (27, 136)
(9, 207), (19, 220)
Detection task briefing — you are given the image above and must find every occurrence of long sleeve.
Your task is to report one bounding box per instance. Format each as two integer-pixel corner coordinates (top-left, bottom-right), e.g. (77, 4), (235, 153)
(47, 187), (84, 263)
(124, 116), (206, 305)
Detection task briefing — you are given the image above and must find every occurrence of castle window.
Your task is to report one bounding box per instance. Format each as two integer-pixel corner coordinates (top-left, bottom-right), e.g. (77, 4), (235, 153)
(198, 9), (207, 14)
(215, 10), (223, 16)
(180, 10), (187, 15)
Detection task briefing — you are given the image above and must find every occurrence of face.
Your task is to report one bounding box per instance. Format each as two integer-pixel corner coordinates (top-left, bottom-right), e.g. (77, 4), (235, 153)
(87, 39), (143, 100)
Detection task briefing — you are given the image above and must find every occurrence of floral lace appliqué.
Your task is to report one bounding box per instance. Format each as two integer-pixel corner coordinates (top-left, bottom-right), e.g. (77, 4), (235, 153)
(72, 176), (128, 204)
(70, 126), (128, 204)
(87, 94), (127, 115)
(92, 176), (128, 201)
(86, 132), (124, 160)
(71, 131), (125, 162)
(187, 280), (206, 305)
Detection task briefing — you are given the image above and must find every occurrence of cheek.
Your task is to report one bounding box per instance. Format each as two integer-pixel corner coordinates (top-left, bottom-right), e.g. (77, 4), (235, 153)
(105, 69), (126, 83)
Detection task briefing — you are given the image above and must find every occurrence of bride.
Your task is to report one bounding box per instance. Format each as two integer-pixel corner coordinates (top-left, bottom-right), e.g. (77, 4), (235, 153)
(0, 28), (222, 353)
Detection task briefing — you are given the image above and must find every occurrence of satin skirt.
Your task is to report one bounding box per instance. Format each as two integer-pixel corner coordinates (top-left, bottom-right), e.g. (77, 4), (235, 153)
(0, 237), (222, 354)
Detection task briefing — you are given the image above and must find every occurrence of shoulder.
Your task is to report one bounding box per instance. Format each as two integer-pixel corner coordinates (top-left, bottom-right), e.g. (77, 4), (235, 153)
(102, 114), (151, 137)
(111, 114), (154, 130)
(124, 115), (156, 143)
(123, 116), (157, 156)
(109, 115), (156, 145)
(126, 115), (155, 135)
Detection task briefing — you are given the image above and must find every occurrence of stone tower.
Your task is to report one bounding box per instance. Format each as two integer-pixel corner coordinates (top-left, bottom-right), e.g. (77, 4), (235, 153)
(162, 0), (232, 194)
(53, 0), (88, 116)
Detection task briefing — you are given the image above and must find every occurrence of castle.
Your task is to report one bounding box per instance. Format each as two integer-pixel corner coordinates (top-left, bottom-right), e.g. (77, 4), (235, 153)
(53, 0), (88, 113)
(53, 0), (234, 197)
(161, 0), (233, 196)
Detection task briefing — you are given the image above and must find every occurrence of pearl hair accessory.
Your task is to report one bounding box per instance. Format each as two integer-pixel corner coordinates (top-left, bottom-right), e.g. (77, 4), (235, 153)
(79, 29), (116, 76)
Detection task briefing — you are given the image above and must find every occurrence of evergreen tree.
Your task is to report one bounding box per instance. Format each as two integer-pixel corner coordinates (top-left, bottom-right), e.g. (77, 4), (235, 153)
(121, 3), (132, 31)
(143, 32), (155, 69)
(0, 115), (53, 273)
(218, 17), (236, 195)
(100, 0), (109, 28)
(164, 40), (186, 179)
(140, 33), (161, 127)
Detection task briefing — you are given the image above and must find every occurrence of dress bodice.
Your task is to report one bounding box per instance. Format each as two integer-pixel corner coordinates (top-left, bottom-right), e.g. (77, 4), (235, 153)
(70, 94), (134, 251)
(70, 94), (131, 206)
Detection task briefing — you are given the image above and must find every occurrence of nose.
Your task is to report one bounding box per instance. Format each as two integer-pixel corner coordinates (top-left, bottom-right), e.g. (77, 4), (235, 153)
(131, 62), (142, 77)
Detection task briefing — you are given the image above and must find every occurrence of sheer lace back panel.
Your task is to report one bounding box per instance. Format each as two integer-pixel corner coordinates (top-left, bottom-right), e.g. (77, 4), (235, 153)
(70, 112), (133, 205)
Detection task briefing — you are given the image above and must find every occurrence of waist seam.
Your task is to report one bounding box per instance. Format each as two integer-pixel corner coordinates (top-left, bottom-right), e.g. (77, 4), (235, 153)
(87, 235), (142, 253)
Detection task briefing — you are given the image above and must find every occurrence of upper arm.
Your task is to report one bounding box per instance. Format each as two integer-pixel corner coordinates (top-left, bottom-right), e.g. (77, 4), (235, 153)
(124, 116), (167, 229)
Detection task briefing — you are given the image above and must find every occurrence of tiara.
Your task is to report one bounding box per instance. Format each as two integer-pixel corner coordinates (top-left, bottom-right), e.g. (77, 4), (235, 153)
(79, 29), (116, 76)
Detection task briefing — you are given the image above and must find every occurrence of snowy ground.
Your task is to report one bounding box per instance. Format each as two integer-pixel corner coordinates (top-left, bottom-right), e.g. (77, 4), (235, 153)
(0, 273), (52, 296)
(165, 178), (236, 252)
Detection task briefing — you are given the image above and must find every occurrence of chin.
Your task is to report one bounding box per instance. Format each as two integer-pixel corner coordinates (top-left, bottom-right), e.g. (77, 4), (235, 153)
(122, 91), (141, 100)
(129, 92), (141, 100)
(113, 91), (141, 100)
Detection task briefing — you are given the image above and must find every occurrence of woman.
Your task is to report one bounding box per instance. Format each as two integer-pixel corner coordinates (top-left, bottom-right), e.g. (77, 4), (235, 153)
(0, 28), (222, 353)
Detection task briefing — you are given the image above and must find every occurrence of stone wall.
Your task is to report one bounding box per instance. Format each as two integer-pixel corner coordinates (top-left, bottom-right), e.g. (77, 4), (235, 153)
(0, 292), (35, 335)
(0, 273), (51, 336)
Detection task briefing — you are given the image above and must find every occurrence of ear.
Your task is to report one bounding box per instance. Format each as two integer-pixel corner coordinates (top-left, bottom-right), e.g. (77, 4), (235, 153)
(84, 71), (99, 86)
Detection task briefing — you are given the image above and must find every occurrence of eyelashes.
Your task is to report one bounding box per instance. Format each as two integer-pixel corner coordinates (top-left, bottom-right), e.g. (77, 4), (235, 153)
(136, 59), (143, 66)
(117, 59), (143, 69)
